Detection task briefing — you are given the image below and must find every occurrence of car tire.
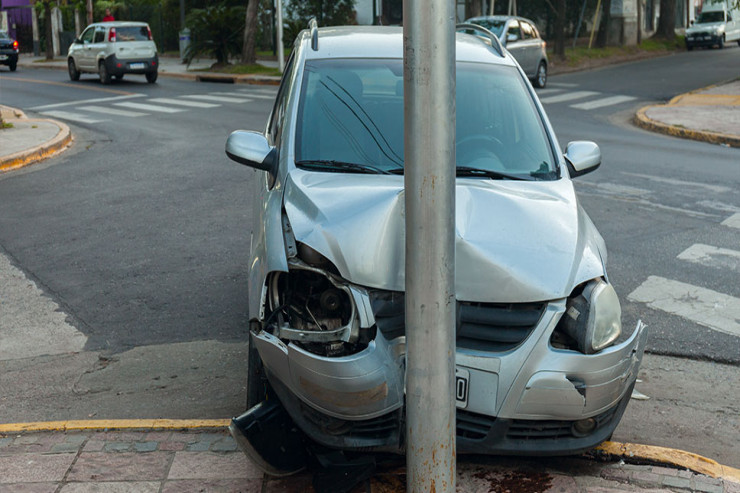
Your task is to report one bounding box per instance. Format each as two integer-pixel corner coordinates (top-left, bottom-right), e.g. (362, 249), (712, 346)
(737, 39), (740, 47)
(98, 61), (111, 84)
(68, 59), (80, 81)
(146, 71), (158, 84)
(686, 43), (693, 51)
(533, 61), (547, 89)
(9, 62), (17, 72)
(718, 36), (724, 49)
(114, 74), (124, 81)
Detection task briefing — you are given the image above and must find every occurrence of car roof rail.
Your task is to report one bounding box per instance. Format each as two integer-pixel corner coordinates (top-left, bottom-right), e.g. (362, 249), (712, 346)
(455, 23), (504, 57)
(309, 17), (319, 51)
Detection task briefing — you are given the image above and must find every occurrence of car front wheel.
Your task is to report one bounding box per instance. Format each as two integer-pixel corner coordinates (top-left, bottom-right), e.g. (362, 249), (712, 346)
(533, 61), (547, 88)
(98, 61), (111, 84)
(68, 59), (80, 81)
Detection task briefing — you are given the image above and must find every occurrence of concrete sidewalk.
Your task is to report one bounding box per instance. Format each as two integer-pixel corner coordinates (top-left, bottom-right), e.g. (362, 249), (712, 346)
(0, 422), (738, 492)
(636, 79), (740, 148)
(16, 54), (282, 85)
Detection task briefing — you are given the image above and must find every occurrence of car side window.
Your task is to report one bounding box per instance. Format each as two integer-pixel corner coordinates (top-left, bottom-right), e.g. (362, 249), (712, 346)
(521, 22), (534, 40)
(507, 21), (521, 41)
(93, 27), (105, 43)
(81, 27), (94, 43)
(267, 52), (296, 144)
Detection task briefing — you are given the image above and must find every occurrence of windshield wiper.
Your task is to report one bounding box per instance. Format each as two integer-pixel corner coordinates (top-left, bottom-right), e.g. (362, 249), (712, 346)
(456, 166), (532, 181)
(296, 159), (397, 175)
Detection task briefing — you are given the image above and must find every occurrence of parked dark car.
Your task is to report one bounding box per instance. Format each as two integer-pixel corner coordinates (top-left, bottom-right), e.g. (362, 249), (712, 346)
(0, 31), (19, 71)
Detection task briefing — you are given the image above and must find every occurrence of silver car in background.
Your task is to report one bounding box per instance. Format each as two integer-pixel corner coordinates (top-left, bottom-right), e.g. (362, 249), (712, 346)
(226, 24), (646, 475)
(465, 15), (549, 88)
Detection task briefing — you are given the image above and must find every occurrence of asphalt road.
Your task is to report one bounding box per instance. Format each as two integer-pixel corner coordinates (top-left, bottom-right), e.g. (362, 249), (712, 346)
(0, 50), (738, 463)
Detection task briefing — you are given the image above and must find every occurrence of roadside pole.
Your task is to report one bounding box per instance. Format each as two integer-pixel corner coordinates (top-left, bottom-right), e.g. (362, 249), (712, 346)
(403, 0), (456, 491)
(275, 0), (284, 73)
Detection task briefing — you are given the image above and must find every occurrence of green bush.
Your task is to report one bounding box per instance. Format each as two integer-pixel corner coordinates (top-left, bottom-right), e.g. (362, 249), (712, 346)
(184, 3), (246, 66)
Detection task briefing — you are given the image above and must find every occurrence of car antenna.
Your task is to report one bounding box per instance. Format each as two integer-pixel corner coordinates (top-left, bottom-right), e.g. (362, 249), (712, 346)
(309, 17), (319, 51)
(455, 23), (504, 57)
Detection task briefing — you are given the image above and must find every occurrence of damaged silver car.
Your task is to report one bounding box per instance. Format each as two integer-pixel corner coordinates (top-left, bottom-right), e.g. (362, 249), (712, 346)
(226, 24), (647, 476)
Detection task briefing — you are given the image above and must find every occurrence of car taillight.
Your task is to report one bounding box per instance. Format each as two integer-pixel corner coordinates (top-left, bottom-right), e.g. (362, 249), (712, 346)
(146, 26), (153, 40)
(108, 28), (116, 42)
(12, 40), (19, 50)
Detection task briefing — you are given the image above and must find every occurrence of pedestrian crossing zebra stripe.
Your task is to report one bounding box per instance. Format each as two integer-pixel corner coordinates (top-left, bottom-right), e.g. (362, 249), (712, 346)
(539, 90), (599, 104)
(677, 244), (740, 274)
(79, 105), (147, 118)
(147, 98), (220, 108)
(628, 276), (740, 338)
(570, 95), (637, 110)
(40, 110), (107, 124)
(181, 95), (252, 104)
(114, 102), (186, 113)
(722, 213), (740, 229)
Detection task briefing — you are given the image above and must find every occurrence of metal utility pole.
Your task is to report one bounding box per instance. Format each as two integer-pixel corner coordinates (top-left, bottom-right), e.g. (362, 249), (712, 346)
(276, 0), (284, 73)
(403, 0), (456, 491)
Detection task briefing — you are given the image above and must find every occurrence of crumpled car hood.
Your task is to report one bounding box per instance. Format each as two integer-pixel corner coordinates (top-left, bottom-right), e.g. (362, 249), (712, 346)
(284, 169), (606, 303)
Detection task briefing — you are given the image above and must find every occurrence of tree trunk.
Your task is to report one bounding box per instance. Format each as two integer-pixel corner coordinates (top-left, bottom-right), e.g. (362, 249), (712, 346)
(44, 1), (53, 60)
(554, 0), (566, 59)
(465, 0), (482, 19)
(655, 0), (676, 38)
(595, 0), (612, 47)
(241, 0), (259, 64)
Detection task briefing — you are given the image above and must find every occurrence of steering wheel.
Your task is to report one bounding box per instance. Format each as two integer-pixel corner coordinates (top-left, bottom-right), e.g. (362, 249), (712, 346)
(456, 135), (505, 167)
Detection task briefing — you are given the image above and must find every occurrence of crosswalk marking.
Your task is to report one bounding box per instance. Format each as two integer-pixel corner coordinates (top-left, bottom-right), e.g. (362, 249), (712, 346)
(539, 90), (599, 104)
(211, 91), (275, 100)
(570, 95), (636, 110)
(546, 82), (579, 88)
(534, 88), (564, 97)
(39, 110), (107, 123)
(113, 101), (185, 113)
(147, 98), (220, 108)
(30, 94), (145, 111)
(677, 244), (740, 273)
(79, 105), (147, 117)
(628, 276), (740, 337)
(722, 213), (740, 229)
(182, 95), (252, 104)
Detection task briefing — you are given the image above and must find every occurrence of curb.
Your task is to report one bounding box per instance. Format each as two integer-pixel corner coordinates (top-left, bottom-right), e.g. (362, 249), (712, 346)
(1, 419), (737, 484)
(17, 60), (281, 86)
(634, 105), (740, 148)
(597, 441), (740, 484)
(0, 109), (73, 173)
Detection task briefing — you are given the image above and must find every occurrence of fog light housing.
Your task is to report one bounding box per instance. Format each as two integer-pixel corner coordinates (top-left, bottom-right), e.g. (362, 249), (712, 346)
(572, 418), (597, 437)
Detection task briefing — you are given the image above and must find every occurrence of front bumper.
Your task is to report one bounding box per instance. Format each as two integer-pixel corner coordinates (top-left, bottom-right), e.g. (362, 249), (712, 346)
(254, 298), (648, 455)
(685, 33), (723, 47)
(103, 53), (158, 75)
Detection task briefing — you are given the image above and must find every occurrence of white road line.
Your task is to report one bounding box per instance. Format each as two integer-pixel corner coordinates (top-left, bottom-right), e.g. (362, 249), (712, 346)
(113, 102), (185, 113)
(39, 110), (107, 123)
(546, 82), (579, 88)
(722, 213), (740, 229)
(628, 276), (740, 338)
(570, 95), (636, 110)
(148, 98), (220, 108)
(237, 87), (278, 94)
(534, 88), (564, 96)
(0, 252), (88, 361)
(30, 94), (145, 111)
(539, 90), (600, 104)
(78, 105), (147, 117)
(181, 95), (252, 104)
(678, 244), (740, 273)
(621, 172), (732, 194)
(210, 91), (275, 100)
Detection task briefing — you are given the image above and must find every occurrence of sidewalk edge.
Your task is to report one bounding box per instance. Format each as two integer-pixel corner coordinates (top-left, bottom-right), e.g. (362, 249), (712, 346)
(0, 118), (72, 173)
(597, 441), (740, 483)
(635, 105), (740, 148)
(0, 419), (229, 433)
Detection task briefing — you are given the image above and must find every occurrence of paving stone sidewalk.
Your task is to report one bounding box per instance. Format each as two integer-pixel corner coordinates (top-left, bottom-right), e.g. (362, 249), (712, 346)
(1, 429), (738, 492)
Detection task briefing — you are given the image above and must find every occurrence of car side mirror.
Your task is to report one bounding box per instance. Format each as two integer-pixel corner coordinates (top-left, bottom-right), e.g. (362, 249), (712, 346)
(507, 33), (518, 42)
(225, 130), (276, 174)
(564, 141), (601, 177)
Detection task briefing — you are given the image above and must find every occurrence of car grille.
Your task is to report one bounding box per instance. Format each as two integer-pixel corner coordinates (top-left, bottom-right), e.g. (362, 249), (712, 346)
(457, 409), (495, 440)
(456, 302), (545, 352)
(370, 291), (546, 352)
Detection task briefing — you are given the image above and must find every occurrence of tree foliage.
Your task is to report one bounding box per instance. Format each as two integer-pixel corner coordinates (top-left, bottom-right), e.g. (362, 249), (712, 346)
(184, 3), (245, 65)
(286, 0), (357, 27)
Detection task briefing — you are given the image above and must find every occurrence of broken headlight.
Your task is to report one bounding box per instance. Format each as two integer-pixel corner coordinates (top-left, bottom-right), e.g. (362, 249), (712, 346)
(556, 278), (622, 354)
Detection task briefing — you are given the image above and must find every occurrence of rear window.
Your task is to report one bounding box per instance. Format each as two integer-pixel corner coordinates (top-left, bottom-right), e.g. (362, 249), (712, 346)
(116, 26), (150, 42)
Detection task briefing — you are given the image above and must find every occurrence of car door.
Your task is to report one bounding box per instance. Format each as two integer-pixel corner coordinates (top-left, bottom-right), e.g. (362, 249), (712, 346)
(518, 21), (539, 76)
(504, 20), (527, 69)
(76, 26), (95, 69)
(90, 26), (107, 69)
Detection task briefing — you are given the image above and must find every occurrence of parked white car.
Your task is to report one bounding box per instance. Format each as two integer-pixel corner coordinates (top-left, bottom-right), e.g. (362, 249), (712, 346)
(685, 1), (740, 50)
(67, 21), (158, 84)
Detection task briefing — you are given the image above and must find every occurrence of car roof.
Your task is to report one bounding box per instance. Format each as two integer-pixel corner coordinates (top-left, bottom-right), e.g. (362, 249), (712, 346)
(301, 26), (515, 66)
(88, 21), (150, 28)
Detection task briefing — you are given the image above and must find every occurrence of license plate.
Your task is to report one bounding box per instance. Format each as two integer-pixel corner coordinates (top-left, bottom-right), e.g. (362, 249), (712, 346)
(455, 367), (469, 408)
(129, 62), (145, 69)
(0, 55), (7, 60)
